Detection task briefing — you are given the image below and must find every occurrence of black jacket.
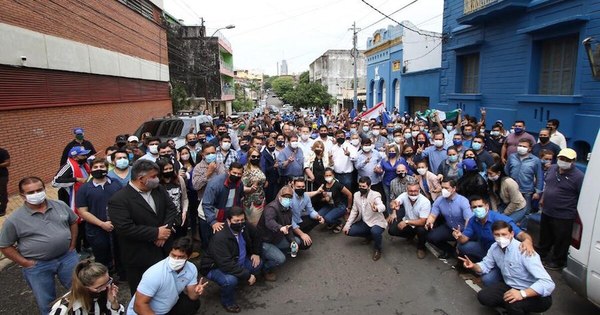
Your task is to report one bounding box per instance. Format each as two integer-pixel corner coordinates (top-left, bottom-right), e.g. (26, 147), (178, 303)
(257, 199), (294, 245)
(60, 139), (97, 165)
(199, 223), (262, 280)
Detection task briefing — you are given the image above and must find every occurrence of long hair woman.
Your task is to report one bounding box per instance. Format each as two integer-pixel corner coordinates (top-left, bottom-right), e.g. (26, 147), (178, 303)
(50, 260), (123, 314)
(242, 147), (267, 226)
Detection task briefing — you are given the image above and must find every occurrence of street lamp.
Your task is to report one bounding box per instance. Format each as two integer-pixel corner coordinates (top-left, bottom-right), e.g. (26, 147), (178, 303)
(210, 24), (235, 37)
(583, 37), (600, 80)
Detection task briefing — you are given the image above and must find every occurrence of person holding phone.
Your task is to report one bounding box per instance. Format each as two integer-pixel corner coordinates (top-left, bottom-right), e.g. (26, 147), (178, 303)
(50, 260), (125, 315)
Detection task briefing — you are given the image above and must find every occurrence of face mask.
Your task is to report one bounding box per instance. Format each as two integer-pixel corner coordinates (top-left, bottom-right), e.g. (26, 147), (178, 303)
(473, 207), (487, 219)
(168, 257), (187, 271)
(115, 158), (129, 169)
(539, 136), (549, 143)
(362, 145), (372, 152)
(488, 175), (499, 181)
(495, 236), (511, 249)
(514, 127), (524, 134)
(336, 138), (345, 145)
(187, 140), (198, 147)
(417, 168), (427, 175)
(463, 131), (472, 137)
(350, 139), (360, 146)
(517, 146), (528, 155)
(509, 128), (515, 134)
(372, 130), (380, 136)
(221, 142), (231, 151)
(417, 141), (426, 146)
(448, 155), (458, 163)
(276, 140), (285, 147)
(295, 189), (305, 197)
(301, 134), (310, 141)
(408, 195), (418, 201)
(145, 177), (160, 189)
(411, 131), (419, 138)
(419, 126), (425, 131)
(324, 176), (334, 183)
(229, 174), (241, 183)
(480, 129), (485, 134)
(362, 126), (369, 132)
(404, 133), (412, 139)
(434, 140), (444, 148)
(320, 133), (328, 139)
(91, 169), (107, 179)
(240, 144), (250, 151)
(230, 222), (245, 233)
(446, 125), (453, 131)
(453, 140), (462, 147)
(162, 171), (175, 178)
(557, 160), (572, 170)
(106, 156), (113, 165)
(148, 145), (158, 154)
(328, 132), (334, 137)
(359, 188), (369, 195)
(387, 128), (394, 134)
(350, 128), (357, 133)
(290, 141), (299, 149)
(199, 138), (206, 144)
(25, 191), (46, 205)
(280, 197), (291, 208)
(267, 146), (276, 153)
(394, 136), (402, 144)
(441, 188), (452, 198)
(403, 152), (414, 158)
(388, 152), (397, 158)
(397, 172), (407, 178)
(204, 153), (217, 163)
(180, 154), (190, 161)
(490, 131), (500, 137)
(472, 142), (482, 151)
(250, 158), (260, 166)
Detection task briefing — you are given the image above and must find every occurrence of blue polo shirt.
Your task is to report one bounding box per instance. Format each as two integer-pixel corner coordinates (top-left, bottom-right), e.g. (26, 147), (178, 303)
(75, 178), (122, 236)
(431, 193), (472, 230)
(127, 258), (198, 315)
(463, 210), (522, 251)
(290, 192), (318, 229)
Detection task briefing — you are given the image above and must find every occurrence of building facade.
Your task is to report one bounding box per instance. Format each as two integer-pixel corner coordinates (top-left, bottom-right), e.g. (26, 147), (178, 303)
(309, 50), (367, 111)
(439, 0), (600, 160)
(365, 22), (443, 114)
(0, 0), (171, 194)
(280, 60), (289, 75)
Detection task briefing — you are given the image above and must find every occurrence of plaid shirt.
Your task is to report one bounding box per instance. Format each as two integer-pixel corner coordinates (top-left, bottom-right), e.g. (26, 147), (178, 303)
(216, 148), (238, 169)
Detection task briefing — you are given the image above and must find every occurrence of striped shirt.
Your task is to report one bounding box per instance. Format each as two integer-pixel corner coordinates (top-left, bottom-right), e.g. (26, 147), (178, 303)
(50, 294), (124, 315)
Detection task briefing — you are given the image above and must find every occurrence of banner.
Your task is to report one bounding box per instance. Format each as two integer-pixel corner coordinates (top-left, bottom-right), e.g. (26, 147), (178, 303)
(356, 102), (385, 121)
(416, 109), (461, 122)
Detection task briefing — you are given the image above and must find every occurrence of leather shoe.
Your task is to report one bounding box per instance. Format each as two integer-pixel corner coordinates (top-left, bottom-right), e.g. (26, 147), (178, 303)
(417, 249), (426, 259)
(543, 261), (564, 271)
(263, 271), (277, 282)
(438, 251), (451, 259)
(372, 250), (381, 261)
(223, 304), (241, 313)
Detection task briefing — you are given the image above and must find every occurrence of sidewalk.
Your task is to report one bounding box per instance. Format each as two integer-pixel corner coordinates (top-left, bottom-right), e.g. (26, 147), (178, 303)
(0, 184), (59, 269)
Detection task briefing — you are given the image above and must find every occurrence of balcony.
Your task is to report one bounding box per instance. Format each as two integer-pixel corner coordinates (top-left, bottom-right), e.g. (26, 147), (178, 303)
(221, 86), (235, 101)
(458, 0), (530, 25)
(220, 61), (234, 77)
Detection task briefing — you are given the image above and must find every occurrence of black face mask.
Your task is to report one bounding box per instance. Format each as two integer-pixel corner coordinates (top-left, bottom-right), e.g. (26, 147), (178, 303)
(336, 138), (345, 145)
(230, 222), (245, 233)
(359, 188), (369, 195)
(240, 144), (250, 151)
(188, 140), (198, 146)
(219, 131), (227, 137)
(250, 158), (260, 166)
(320, 133), (328, 138)
(328, 132), (334, 137)
(162, 171), (175, 178)
(403, 152), (414, 158)
(91, 170), (107, 179)
(159, 154), (171, 160)
(89, 290), (105, 299)
(199, 138), (206, 144)
(117, 141), (127, 147)
(276, 141), (285, 147)
(229, 174), (241, 183)
(267, 146), (276, 152)
(539, 136), (549, 143)
(397, 173), (407, 178)
(295, 189), (305, 196)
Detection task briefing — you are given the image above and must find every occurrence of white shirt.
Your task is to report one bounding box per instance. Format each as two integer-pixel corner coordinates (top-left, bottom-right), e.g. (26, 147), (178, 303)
(298, 138), (315, 157)
(394, 193), (431, 221)
(550, 130), (567, 149)
(330, 142), (358, 174)
(317, 137), (334, 153)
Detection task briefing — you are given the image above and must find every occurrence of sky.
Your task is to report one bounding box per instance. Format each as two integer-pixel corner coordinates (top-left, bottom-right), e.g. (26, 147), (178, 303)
(164, 0), (444, 76)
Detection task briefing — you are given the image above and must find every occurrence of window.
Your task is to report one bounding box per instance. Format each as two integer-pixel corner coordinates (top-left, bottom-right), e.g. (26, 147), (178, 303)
(118, 0), (154, 20)
(538, 35), (578, 95)
(459, 53), (480, 93)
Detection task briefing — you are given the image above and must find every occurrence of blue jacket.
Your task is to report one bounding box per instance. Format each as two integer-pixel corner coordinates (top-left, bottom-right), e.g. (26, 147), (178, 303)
(202, 174), (244, 226)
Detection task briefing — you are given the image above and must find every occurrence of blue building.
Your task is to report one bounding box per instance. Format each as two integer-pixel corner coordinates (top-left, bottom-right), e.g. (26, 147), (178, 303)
(365, 22), (443, 114)
(438, 0), (600, 160)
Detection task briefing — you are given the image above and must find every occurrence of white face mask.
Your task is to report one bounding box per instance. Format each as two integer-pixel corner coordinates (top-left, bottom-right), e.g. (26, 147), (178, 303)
(557, 160), (572, 170)
(488, 175), (499, 181)
(290, 141), (299, 149)
(180, 154), (190, 161)
(221, 142), (232, 150)
(325, 176), (334, 183)
(441, 188), (452, 198)
(362, 145), (373, 152)
(411, 131), (419, 138)
(148, 145), (158, 154)
(408, 194), (418, 201)
(25, 191), (46, 205)
(495, 236), (511, 249)
(106, 156), (112, 164)
(516, 146), (528, 155)
(167, 256), (187, 271)
(394, 136), (402, 144)
(301, 134), (310, 141)
(434, 140), (444, 148)
(446, 125), (453, 131)
(372, 130), (380, 136)
(417, 168), (427, 175)
(350, 139), (360, 147)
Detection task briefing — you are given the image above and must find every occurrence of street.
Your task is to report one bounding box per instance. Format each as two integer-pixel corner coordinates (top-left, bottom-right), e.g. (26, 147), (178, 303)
(0, 226), (597, 314)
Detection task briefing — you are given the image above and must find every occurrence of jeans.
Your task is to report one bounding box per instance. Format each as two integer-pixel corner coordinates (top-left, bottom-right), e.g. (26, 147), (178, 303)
(261, 242), (287, 271)
(298, 215), (319, 233)
(507, 208), (527, 225)
(388, 220), (428, 250)
(198, 218), (212, 250)
(477, 282), (552, 315)
(426, 224), (456, 256)
(457, 240), (503, 286)
(207, 258), (262, 307)
(318, 204), (346, 226)
(22, 250), (79, 315)
(382, 184), (390, 208)
(86, 229), (112, 269)
(347, 220), (384, 251)
(335, 172), (353, 190)
(521, 192), (533, 214)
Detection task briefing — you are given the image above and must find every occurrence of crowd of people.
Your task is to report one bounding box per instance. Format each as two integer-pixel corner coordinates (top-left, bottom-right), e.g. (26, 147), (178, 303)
(0, 107), (585, 315)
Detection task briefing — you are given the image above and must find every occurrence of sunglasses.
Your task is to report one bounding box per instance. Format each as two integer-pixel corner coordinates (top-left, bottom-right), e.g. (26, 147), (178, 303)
(90, 277), (113, 291)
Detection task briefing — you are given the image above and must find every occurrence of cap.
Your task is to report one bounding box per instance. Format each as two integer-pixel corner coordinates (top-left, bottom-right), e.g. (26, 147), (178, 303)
(462, 159), (478, 171)
(73, 127), (84, 135)
(69, 146), (91, 157)
(557, 148), (577, 160)
(495, 120), (503, 126)
(128, 135), (139, 142)
(115, 135), (127, 143)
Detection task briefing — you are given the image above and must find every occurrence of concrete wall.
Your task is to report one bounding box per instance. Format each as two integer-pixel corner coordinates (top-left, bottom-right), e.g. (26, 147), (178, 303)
(309, 50), (366, 99)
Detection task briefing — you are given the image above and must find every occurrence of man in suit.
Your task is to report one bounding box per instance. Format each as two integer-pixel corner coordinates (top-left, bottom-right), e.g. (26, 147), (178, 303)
(108, 159), (179, 295)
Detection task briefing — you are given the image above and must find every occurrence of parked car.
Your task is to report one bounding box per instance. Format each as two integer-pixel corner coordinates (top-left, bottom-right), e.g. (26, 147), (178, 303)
(133, 112), (213, 149)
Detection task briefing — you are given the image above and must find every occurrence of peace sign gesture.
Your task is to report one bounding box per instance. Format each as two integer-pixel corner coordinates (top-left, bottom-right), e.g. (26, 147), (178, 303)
(195, 277), (209, 296)
(457, 255), (475, 269)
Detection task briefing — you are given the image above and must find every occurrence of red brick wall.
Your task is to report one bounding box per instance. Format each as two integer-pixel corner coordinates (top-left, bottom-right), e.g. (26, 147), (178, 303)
(0, 0), (168, 64)
(0, 99), (172, 195)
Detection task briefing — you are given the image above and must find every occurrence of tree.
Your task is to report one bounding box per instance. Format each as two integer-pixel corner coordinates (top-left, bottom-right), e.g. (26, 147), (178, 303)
(299, 71), (310, 84)
(271, 76), (295, 98)
(284, 82), (334, 110)
(233, 98), (255, 112)
(170, 81), (190, 112)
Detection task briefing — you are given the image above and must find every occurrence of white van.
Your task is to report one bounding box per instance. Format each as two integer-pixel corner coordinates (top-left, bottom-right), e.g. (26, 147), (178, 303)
(563, 130), (600, 307)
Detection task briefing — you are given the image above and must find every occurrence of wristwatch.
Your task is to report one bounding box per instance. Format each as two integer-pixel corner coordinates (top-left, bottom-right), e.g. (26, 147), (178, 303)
(519, 289), (527, 299)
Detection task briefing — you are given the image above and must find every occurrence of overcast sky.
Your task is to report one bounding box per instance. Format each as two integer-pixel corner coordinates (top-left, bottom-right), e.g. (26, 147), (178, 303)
(164, 0), (444, 75)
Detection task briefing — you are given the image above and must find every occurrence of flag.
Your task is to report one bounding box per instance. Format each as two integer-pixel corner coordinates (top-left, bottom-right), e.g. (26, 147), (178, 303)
(356, 102), (385, 121)
(349, 108), (357, 120)
(416, 109), (461, 122)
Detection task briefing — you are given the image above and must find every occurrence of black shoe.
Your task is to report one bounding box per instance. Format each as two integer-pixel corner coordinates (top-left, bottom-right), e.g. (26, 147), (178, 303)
(543, 261), (564, 271)
(438, 252), (451, 259)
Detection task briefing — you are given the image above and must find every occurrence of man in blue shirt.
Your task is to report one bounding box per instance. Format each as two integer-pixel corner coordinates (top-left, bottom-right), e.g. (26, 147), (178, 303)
(459, 221), (554, 315)
(202, 163), (245, 234)
(354, 138), (384, 196)
(290, 178), (324, 235)
(277, 134), (305, 181)
(425, 179), (472, 259)
(505, 138), (544, 213)
(452, 195), (535, 286)
(418, 131), (447, 173)
(130, 237), (206, 315)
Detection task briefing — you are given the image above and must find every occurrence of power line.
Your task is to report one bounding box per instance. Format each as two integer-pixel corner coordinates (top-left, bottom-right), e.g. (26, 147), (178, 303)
(358, 0), (418, 33)
(359, 0), (444, 38)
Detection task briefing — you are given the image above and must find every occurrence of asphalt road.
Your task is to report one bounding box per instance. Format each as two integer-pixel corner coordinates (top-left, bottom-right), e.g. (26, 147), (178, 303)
(0, 227), (597, 314)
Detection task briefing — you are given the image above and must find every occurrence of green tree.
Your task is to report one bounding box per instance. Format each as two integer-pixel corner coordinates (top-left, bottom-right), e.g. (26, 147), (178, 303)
(284, 82), (334, 110)
(271, 76), (295, 98)
(299, 71), (310, 84)
(170, 81), (189, 112)
(232, 98), (255, 112)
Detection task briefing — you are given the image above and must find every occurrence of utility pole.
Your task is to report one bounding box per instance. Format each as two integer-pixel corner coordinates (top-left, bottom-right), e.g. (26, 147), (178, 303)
(349, 22), (361, 110)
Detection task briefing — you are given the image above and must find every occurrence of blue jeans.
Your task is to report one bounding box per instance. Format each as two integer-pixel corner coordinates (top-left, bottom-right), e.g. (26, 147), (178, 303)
(426, 224), (456, 256)
(335, 172), (353, 190)
(347, 220), (384, 251)
(22, 250), (79, 315)
(261, 242), (287, 271)
(457, 241), (503, 286)
(318, 204), (346, 225)
(207, 258), (262, 307)
(522, 192), (533, 214)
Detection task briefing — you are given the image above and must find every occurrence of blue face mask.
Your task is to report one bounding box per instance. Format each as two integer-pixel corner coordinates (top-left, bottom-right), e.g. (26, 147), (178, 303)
(514, 127), (524, 134)
(473, 207), (487, 219)
(128, 152), (134, 162)
(453, 140), (463, 147)
(448, 155), (458, 163)
(280, 197), (291, 208)
(472, 142), (482, 151)
(115, 158), (129, 169)
(205, 153), (217, 163)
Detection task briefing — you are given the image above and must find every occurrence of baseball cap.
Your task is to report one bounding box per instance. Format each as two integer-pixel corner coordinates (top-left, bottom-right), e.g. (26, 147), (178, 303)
(557, 148), (577, 160)
(462, 159), (478, 171)
(73, 127), (84, 135)
(69, 146), (91, 157)
(495, 120), (503, 126)
(128, 135), (139, 142)
(115, 135), (127, 143)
